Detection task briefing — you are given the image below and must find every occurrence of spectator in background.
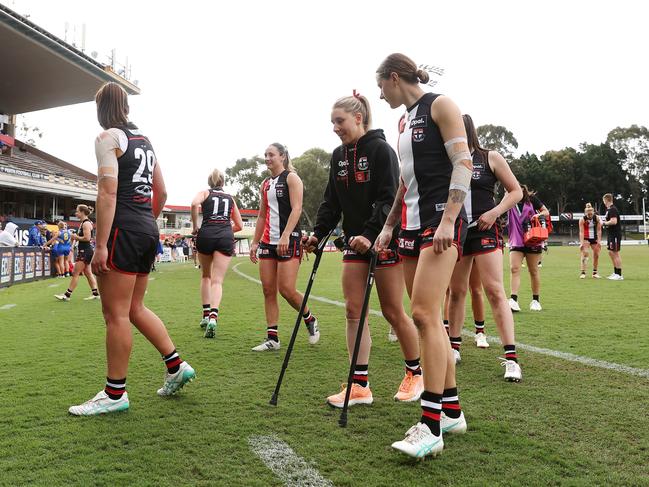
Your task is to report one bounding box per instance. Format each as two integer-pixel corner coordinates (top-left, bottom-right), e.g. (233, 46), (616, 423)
(0, 222), (18, 247)
(27, 220), (47, 247)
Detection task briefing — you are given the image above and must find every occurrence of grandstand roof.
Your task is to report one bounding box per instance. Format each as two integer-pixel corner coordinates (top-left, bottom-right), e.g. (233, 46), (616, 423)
(0, 138), (97, 200)
(0, 4), (139, 115)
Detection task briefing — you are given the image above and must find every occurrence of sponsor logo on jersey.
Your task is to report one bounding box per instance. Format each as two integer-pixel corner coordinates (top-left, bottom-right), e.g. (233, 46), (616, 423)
(398, 237), (415, 250)
(260, 248), (270, 255)
(355, 171), (370, 183)
(472, 162), (484, 180)
(357, 156), (369, 170)
(135, 184), (152, 196)
(435, 203), (447, 212)
(409, 115), (428, 129)
(338, 160), (348, 167)
(412, 128), (425, 142)
(343, 249), (358, 256)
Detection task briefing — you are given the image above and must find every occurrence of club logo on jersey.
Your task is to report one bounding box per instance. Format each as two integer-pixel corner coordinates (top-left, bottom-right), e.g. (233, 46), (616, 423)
(275, 182), (285, 198)
(412, 128), (425, 142)
(435, 203), (447, 212)
(357, 156), (369, 171)
(398, 237), (415, 250)
(409, 115), (428, 129)
(355, 171), (370, 183)
(134, 184), (152, 197)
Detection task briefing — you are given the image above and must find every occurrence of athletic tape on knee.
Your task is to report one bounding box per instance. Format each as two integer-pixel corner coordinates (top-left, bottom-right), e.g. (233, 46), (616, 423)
(94, 131), (121, 180)
(444, 137), (472, 194)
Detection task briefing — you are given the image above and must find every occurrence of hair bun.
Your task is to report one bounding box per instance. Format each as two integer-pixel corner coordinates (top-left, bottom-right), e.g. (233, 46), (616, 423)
(416, 69), (430, 84)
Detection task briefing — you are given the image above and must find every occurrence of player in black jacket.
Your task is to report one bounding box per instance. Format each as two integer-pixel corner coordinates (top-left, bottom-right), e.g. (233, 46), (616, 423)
(304, 92), (421, 408)
(191, 168), (243, 338)
(69, 82), (195, 416)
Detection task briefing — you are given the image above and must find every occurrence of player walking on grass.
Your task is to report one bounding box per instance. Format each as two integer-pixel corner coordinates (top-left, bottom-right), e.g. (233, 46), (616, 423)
(447, 114), (523, 382)
(191, 169), (243, 338)
(249, 143), (319, 351)
(374, 53), (470, 458)
(579, 203), (602, 279)
(507, 186), (550, 312)
(304, 92), (423, 406)
(68, 82), (195, 416)
(602, 193), (623, 280)
(54, 205), (100, 301)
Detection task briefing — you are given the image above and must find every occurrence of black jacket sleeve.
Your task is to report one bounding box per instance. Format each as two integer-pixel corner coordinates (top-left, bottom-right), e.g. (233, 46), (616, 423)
(313, 155), (342, 241)
(360, 142), (399, 243)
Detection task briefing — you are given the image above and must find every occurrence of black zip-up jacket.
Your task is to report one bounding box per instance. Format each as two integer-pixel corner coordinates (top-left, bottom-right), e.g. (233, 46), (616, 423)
(313, 129), (399, 243)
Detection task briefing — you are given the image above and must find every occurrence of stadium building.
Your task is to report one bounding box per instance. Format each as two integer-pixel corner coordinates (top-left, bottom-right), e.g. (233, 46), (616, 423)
(0, 3), (138, 285)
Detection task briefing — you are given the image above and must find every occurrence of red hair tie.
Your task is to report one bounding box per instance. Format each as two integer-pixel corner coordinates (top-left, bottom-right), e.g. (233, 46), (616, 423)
(353, 89), (361, 99)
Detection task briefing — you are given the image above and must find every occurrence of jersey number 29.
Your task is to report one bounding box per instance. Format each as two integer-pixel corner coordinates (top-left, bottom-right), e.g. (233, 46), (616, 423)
(133, 148), (155, 184)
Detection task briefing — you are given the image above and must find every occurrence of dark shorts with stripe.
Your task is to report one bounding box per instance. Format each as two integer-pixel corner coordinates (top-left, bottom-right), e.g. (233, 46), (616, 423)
(107, 228), (157, 275)
(77, 247), (94, 264)
(585, 239), (599, 246)
(398, 219), (467, 259)
(510, 245), (543, 254)
(259, 237), (301, 262)
(196, 226), (235, 256)
(463, 225), (503, 256)
(342, 239), (400, 268)
(607, 234), (621, 252)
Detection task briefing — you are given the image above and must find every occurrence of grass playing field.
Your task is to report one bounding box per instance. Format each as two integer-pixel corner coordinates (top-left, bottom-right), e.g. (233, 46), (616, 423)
(1, 246), (648, 486)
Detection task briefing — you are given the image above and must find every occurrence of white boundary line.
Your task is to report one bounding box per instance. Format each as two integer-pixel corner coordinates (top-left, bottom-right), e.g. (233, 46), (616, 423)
(0, 303), (17, 310)
(248, 435), (333, 487)
(233, 263), (649, 379)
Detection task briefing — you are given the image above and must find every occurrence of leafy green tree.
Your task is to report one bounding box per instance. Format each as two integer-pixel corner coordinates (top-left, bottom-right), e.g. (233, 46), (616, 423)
(225, 156), (268, 209)
(477, 124), (519, 161)
(292, 148), (331, 228)
(606, 125), (649, 210)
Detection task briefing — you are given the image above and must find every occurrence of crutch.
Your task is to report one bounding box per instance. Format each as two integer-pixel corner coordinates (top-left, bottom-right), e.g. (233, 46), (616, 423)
(339, 250), (378, 427)
(270, 228), (335, 406)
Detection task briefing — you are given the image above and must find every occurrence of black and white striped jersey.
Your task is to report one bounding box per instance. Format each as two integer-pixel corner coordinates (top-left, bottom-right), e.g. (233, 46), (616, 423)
(397, 92), (466, 230)
(261, 170), (300, 245)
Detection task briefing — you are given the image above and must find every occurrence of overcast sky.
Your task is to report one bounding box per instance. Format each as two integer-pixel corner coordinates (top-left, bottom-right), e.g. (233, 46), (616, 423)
(9, 0), (649, 206)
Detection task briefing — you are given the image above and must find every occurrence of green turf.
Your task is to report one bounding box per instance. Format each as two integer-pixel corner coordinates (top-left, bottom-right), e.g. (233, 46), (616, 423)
(0, 246), (648, 486)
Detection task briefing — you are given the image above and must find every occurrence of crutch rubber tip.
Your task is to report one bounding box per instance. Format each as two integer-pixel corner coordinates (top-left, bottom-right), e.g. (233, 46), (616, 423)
(269, 394), (278, 406)
(339, 415), (348, 428)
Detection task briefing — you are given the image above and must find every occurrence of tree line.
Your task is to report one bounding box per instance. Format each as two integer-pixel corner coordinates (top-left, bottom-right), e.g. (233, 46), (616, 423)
(226, 125), (649, 223)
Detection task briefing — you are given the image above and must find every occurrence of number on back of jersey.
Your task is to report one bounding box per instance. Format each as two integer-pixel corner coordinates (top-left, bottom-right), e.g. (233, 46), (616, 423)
(133, 148), (155, 184)
(209, 196), (231, 222)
